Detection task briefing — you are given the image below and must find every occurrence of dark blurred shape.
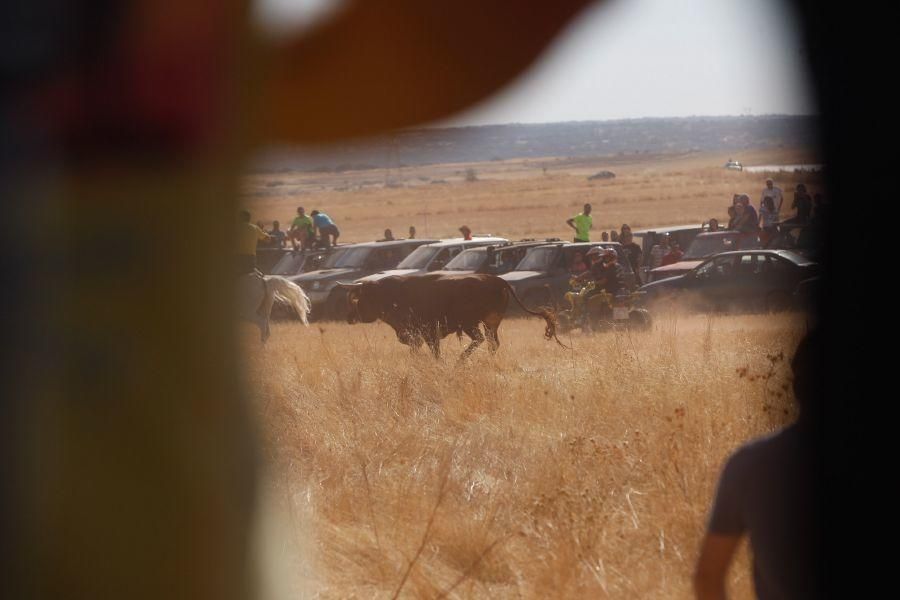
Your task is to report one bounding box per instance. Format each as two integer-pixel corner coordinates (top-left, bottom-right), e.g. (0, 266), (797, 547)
(695, 331), (821, 599)
(0, 1), (596, 599)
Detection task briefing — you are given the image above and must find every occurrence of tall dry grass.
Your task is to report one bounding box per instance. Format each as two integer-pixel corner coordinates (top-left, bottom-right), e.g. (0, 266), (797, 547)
(242, 311), (808, 598)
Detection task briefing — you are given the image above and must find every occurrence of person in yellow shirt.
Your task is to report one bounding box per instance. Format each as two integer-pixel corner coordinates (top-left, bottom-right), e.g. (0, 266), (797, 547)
(567, 203), (593, 242)
(236, 210), (270, 275)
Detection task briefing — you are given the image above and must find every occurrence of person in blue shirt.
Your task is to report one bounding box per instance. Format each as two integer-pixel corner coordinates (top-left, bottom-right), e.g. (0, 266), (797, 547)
(310, 210), (340, 247)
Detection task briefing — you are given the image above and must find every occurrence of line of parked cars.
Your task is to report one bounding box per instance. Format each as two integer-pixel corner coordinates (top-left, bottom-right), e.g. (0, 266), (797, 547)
(262, 221), (823, 321)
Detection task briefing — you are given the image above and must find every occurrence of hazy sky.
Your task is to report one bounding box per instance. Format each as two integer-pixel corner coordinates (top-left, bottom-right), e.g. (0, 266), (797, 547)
(257, 0), (816, 127)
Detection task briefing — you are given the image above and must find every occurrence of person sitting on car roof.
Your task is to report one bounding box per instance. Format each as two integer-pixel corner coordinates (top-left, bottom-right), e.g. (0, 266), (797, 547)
(266, 220), (287, 249)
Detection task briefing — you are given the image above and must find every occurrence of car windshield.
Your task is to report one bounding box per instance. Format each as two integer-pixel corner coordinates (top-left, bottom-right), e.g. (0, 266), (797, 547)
(445, 249), (485, 270)
(270, 253), (305, 276)
(397, 246), (440, 269)
(776, 250), (816, 266)
(683, 234), (758, 259)
(322, 248), (352, 269)
(514, 247), (558, 271)
(330, 247), (376, 268)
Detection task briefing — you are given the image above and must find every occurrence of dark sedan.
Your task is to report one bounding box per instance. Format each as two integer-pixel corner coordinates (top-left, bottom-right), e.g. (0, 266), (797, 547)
(638, 250), (819, 313)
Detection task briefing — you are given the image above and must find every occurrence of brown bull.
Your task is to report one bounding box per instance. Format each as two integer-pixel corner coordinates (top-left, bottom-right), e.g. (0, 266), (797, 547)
(340, 273), (564, 359)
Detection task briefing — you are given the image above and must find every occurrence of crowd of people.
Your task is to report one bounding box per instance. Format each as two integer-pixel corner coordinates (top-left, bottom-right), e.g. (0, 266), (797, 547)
(722, 178), (825, 244)
(239, 177), (823, 280)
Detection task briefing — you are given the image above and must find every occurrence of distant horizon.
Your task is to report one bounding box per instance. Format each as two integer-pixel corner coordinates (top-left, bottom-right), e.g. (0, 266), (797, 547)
(417, 112), (818, 131)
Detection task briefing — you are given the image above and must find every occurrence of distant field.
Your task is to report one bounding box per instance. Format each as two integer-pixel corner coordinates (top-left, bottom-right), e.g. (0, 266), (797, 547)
(243, 311), (809, 598)
(241, 146), (818, 598)
(243, 147), (824, 243)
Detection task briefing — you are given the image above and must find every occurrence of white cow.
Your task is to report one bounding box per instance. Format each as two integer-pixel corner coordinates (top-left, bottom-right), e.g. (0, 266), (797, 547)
(238, 272), (310, 342)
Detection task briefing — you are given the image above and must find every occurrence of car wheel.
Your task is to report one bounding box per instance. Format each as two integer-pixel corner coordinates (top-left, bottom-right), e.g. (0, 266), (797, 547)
(765, 290), (792, 313)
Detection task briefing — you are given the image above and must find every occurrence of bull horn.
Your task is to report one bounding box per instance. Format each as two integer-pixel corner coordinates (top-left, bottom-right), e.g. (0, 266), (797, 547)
(334, 282), (363, 288)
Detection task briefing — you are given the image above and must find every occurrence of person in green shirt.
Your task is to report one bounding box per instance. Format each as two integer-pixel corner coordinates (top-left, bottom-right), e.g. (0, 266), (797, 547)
(289, 206), (315, 250)
(567, 203), (593, 242)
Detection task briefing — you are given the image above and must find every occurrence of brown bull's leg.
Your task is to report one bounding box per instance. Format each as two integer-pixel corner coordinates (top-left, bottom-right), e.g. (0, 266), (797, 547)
(485, 326), (500, 353)
(483, 313), (503, 354)
(460, 325), (485, 360)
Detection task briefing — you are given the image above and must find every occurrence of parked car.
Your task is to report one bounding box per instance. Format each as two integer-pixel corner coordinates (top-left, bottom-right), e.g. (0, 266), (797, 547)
(647, 230), (761, 282)
(268, 247), (336, 278)
(764, 223), (823, 261)
(355, 237), (507, 283)
(434, 239), (563, 276)
(290, 238), (438, 320)
(631, 224), (706, 282)
(500, 241), (638, 311)
(255, 246), (290, 274)
(793, 275), (821, 313)
(638, 249), (820, 313)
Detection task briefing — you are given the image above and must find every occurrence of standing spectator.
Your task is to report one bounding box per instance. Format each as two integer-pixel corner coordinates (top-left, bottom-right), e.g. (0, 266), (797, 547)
(601, 231), (609, 242)
(610, 230), (619, 242)
(694, 331), (819, 600)
(380, 228), (395, 241)
(760, 178), (784, 218)
(459, 225), (472, 240)
(409, 225), (416, 239)
(649, 234), (671, 269)
(726, 206), (738, 230)
(788, 184), (813, 224)
(758, 196), (778, 244)
(236, 210), (270, 275)
(290, 206), (315, 250)
(661, 240), (683, 266)
(267, 220), (287, 249)
(566, 203), (593, 242)
(311, 210), (340, 247)
(708, 218), (720, 232)
(620, 231), (644, 284)
(735, 195), (760, 234)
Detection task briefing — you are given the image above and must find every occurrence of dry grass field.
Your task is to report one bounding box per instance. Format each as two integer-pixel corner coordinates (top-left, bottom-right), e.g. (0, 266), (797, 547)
(243, 147), (823, 242)
(241, 147), (819, 598)
(242, 311), (809, 599)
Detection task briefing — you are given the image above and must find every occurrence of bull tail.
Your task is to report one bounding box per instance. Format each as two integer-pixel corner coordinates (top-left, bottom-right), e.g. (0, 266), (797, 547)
(266, 276), (311, 325)
(499, 280), (569, 349)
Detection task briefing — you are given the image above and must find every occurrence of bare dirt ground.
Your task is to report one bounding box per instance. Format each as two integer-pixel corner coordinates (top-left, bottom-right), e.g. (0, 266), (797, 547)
(243, 147), (823, 243)
(241, 147), (819, 598)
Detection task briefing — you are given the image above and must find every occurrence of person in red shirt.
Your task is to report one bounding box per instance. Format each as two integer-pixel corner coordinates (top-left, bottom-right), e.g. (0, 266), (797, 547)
(459, 225), (472, 240)
(661, 241), (684, 266)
